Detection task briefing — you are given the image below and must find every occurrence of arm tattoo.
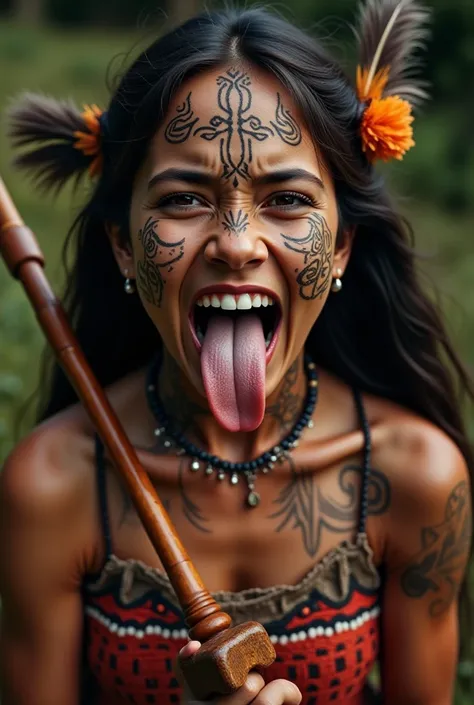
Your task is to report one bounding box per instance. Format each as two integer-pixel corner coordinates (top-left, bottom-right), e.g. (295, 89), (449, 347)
(400, 480), (471, 616)
(136, 216), (185, 308)
(265, 360), (301, 433)
(222, 209), (249, 236)
(281, 213), (333, 301)
(163, 68), (301, 188)
(270, 462), (391, 557)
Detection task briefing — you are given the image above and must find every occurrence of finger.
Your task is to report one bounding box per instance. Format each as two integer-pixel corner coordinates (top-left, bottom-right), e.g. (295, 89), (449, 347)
(217, 672), (266, 705)
(184, 671), (265, 705)
(180, 641), (201, 660)
(174, 641), (201, 689)
(252, 679), (302, 705)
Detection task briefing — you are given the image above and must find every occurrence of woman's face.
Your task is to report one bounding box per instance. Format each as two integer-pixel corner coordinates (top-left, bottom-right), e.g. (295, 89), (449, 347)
(115, 65), (350, 430)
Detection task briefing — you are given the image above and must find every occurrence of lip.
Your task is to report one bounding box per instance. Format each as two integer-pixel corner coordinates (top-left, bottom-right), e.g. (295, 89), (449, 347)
(188, 284), (283, 364)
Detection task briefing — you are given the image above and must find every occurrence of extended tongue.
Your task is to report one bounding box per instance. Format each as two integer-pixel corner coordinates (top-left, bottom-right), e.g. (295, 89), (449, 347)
(201, 313), (266, 432)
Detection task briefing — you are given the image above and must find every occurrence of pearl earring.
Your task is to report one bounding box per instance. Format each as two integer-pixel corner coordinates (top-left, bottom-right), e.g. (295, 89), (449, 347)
(331, 268), (343, 293)
(123, 270), (135, 295)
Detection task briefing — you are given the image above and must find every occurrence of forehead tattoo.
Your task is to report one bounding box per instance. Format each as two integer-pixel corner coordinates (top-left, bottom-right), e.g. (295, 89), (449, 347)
(164, 68), (302, 187)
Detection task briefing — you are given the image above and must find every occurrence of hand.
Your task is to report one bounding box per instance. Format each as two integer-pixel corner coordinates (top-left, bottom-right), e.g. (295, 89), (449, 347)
(178, 641), (302, 705)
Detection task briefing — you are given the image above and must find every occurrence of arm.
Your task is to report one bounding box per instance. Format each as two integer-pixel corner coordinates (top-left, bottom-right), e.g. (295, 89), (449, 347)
(380, 426), (471, 705)
(0, 427), (97, 705)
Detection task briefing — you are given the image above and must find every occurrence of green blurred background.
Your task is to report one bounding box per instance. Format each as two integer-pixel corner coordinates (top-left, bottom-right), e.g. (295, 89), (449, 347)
(0, 0), (473, 700)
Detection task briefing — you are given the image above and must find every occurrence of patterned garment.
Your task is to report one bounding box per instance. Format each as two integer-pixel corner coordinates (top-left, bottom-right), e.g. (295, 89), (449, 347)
(82, 390), (380, 704)
(83, 535), (380, 704)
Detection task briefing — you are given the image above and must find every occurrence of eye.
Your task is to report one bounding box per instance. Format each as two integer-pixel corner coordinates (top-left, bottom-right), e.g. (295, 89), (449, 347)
(146, 192), (207, 210)
(264, 191), (319, 209)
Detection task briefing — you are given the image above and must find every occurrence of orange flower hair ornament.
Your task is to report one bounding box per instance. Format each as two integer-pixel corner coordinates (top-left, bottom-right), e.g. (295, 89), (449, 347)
(73, 103), (104, 177)
(70, 2), (430, 175)
(354, 0), (430, 163)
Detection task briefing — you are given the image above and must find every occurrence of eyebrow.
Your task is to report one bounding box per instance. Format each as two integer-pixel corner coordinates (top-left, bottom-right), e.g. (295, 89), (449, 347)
(256, 169), (325, 191)
(148, 167), (325, 191)
(148, 168), (215, 190)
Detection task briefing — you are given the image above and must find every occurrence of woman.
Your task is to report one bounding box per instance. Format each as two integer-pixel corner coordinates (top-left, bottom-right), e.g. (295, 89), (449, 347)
(0, 2), (472, 704)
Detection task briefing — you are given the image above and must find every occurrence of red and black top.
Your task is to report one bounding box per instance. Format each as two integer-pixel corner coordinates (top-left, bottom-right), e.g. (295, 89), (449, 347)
(82, 393), (381, 704)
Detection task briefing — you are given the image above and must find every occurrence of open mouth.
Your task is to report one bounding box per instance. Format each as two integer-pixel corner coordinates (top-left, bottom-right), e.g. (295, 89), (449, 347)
(189, 290), (282, 358)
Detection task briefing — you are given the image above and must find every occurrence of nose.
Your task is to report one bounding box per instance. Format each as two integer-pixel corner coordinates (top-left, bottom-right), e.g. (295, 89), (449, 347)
(203, 220), (268, 271)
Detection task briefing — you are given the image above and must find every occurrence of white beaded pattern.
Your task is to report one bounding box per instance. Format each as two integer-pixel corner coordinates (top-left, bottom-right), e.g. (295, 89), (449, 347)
(86, 605), (379, 643)
(268, 606), (380, 645)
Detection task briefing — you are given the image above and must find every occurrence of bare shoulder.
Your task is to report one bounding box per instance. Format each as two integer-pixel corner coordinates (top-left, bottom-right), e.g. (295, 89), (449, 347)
(0, 363), (146, 514)
(369, 399), (469, 515)
(365, 396), (471, 569)
(0, 407), (99, 561)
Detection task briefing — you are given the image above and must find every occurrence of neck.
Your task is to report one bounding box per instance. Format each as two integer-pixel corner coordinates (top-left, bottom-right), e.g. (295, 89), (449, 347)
(157, 351), (307, 463)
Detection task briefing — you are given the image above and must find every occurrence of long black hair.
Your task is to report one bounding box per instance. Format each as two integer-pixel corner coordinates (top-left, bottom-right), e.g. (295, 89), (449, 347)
(7, 4), (473, 651)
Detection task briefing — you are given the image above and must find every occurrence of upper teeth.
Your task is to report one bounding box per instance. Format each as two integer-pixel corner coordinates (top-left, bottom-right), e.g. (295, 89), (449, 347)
(196, 293), (275, 310)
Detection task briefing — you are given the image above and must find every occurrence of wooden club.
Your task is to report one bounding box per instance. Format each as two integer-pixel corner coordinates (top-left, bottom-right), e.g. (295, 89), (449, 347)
(0, 176), (276, 699)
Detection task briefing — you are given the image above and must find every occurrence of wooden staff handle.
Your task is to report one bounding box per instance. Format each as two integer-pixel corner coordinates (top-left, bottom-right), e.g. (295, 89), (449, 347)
(0, 176), (275, 698)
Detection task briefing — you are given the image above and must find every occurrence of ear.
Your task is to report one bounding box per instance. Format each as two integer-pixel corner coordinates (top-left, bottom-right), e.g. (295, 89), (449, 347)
(105, 222), (135, 279)
(333, 225), (355, 277)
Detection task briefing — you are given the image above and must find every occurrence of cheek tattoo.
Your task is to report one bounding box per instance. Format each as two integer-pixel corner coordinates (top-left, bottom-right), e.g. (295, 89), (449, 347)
(281, 213), (333, 300)
(163, 69), (302, 188)
(222, 209), (249, 236)
(136, 216), (185, 308)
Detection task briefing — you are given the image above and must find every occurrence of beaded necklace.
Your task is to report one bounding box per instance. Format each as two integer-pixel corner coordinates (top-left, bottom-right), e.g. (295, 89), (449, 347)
(145, 353), (319, 507)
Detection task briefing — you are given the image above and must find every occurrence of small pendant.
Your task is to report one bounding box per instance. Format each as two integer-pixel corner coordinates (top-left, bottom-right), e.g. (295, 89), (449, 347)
(230, 473), (239, 485)
(190, 460), (200, 472)
(247, 490), (260, 508)
(164, 440), (172, 448)
(308, 419), (314, 428)
(217, 471), (225, 481)
(154, 427), (165, 437)
(205, 465), (214, 475)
